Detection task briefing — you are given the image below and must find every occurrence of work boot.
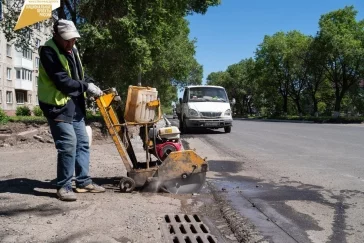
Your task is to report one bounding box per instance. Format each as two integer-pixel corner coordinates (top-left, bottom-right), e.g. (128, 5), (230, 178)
(57, 185), (77, 201)
(75, 183), (106, 193)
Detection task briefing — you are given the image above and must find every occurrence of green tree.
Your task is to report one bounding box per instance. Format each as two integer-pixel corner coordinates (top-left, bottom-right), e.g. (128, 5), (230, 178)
(224, 62), (247, 115)
(226, 59), (257, 115)
(207, 58), (257, 115)
(78, 1), (214, 93)
(0, 0), (219, 108)
(285, 31), (311, 115)
(206, 71), (230, 86)
(208, 6), (364, 118)
(255, 31), (312, 115)
(316, 6), (364, 116)
(304, 37), (328, 115)
(255, 32), (290, 114)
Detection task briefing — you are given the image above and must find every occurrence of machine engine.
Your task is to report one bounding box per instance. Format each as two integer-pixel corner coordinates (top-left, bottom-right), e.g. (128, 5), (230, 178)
(148, 126), (182, 160)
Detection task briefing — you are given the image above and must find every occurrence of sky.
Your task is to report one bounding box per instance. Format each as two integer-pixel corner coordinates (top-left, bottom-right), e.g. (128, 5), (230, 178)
(186, 0), (364, 85)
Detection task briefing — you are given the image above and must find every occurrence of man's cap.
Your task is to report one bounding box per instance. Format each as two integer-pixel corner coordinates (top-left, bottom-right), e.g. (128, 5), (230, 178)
(55, 19), (80, 40)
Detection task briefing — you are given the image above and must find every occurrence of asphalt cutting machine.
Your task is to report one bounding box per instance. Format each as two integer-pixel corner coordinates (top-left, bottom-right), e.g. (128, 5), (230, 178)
(95, 86), (208, 194)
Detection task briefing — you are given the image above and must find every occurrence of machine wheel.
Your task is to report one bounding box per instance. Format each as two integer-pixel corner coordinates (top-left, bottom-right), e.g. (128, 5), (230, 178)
(119, 177), (136, 193)
(224, 126), (231, 133)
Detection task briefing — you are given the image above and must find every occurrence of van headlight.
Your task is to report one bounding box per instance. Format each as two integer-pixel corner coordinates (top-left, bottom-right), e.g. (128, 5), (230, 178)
(189, 109), (199, 117)
(224, 109), (232, 116)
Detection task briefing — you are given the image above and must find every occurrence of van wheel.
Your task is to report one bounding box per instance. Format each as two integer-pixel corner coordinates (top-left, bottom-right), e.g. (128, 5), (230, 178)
(179, 119), (183, 131)
(179, 119), (184, 132)
(224, 126), (231, 133)
(180, 119), (189, 134)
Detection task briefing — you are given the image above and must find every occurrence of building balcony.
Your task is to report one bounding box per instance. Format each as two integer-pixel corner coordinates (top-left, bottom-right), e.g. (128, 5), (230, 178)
(15, 79), (33, 91)
(14, 52), (33, 70)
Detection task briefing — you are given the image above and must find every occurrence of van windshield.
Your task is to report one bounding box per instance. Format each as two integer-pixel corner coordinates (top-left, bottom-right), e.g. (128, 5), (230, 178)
(188, 87), (228, 102)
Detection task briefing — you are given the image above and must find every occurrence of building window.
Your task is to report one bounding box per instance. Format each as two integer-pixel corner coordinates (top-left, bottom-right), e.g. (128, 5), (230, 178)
(35, 39), (41, 48)
(21, 68), (32, 81)
(0, 90), (2, 104)
(6, 91), (12, 104)
(22, 49), (32, 60)
(6, 44), (11, 57)
(7, 68), (11, 80)
(35, 57), (39, 68)
(16, 69), (21, 79)
(28, 94), (32, 104)
(16, 92), (24, 104)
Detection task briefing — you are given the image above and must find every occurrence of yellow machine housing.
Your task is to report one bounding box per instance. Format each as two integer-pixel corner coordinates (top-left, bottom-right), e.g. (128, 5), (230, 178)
(96, 87), (208, 193)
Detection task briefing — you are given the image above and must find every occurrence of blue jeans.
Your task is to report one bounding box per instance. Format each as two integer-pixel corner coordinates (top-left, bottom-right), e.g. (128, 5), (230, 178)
(47, 117), (92, 189)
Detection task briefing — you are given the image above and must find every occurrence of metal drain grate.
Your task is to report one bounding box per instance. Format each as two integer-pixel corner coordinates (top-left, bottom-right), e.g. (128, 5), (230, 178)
(160, 214), (218, 243)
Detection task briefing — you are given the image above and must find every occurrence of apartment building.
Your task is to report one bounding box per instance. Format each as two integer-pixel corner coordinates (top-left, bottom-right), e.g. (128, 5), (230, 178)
(0, 21), (52, 115)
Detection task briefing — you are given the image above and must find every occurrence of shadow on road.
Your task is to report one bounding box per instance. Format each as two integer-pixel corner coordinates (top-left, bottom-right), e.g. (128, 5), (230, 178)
(167, 118), (227, 135)
(183, 128), (226, 135)
(233, 118), (315, 124)
(0, 178), (57, 198)
(0, 176), (140, 198)
(0, 201), (65, 217)
(91, 177), (121, 190)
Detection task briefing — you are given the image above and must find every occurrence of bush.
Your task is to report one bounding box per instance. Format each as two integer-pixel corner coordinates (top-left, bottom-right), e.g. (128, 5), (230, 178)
(86, 109), (95, 117)
(86, 110), (103, 123)
(317, 102), (327, 115)
(9, 116), (47, 124)
(33, 106), (43, 116)
(16, 106), (31, 116)
(0, 108), (9, 125)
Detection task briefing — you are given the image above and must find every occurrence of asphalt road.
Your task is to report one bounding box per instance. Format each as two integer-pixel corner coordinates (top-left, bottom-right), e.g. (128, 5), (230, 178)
(175, 119), (364, 243)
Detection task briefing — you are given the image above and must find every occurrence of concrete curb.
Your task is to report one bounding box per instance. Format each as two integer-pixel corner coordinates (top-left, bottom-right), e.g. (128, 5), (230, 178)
(207, 181), (264, 243)
(167, 115), (262, 242)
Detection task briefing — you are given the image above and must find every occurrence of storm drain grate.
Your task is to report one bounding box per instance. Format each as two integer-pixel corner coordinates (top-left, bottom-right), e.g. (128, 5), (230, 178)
(160, 214), (218, 243)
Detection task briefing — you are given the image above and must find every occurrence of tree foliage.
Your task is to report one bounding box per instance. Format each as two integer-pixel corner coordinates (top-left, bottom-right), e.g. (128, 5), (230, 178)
(316, 6), (364, 114)
(207, 58), (257, 115)
(0, 0), (220, 109)
(207, 5), (364, 117)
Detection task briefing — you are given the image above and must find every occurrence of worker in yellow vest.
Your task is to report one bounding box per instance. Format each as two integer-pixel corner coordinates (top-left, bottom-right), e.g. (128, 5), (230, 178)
(38, 19), (105, 201)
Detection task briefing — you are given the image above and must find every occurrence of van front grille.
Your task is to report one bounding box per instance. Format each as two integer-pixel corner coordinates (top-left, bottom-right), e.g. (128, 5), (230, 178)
(200, 112), (222, 117)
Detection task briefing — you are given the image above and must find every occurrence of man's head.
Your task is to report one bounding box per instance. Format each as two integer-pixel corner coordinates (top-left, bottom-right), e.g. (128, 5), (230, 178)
(53, 19), (80, 52)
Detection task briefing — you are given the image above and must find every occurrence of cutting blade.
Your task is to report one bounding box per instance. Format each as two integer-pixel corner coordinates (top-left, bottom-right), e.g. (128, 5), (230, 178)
(160, 172), (206, 194)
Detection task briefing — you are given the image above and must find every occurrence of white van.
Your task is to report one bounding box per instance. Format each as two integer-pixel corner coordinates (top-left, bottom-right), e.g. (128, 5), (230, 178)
(177, 85), (234, 133)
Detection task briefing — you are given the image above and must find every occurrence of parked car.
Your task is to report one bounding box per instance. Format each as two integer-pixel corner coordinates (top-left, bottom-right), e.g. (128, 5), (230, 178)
(178, 85), (235, 133)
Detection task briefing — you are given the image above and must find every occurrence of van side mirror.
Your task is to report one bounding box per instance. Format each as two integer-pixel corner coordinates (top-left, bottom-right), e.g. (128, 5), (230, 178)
(230, 98), (236, 105)
(179, 98), (183, 104)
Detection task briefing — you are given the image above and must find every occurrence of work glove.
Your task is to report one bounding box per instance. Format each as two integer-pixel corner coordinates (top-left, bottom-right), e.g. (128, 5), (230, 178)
(87, 83), (103, 97)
